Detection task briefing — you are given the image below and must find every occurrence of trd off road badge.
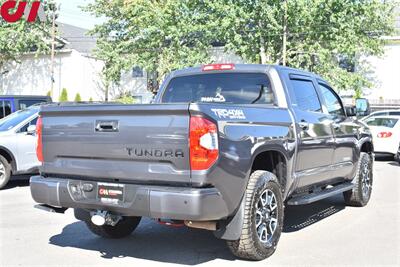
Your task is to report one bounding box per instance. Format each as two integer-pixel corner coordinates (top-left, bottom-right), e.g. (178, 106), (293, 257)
(211, 108), (246, 120)
(1, 1), (45, 23)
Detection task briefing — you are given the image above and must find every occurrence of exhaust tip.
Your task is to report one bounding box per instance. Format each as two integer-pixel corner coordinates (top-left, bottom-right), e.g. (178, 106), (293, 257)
(91, 214), (106, 226)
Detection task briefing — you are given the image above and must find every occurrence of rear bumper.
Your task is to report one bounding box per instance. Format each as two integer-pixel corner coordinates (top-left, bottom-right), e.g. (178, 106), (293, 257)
(30, 176), (229, 221)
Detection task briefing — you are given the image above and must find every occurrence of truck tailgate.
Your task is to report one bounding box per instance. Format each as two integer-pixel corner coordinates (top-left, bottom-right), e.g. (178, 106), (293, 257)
(40, 104), (191, 185)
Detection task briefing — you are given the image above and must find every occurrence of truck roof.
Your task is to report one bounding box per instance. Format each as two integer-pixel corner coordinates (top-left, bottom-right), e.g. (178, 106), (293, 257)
(169, 64), (321, 80)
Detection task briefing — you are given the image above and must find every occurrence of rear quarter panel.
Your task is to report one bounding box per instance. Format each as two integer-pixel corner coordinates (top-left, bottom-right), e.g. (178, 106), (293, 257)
(190, 103), (296, 215)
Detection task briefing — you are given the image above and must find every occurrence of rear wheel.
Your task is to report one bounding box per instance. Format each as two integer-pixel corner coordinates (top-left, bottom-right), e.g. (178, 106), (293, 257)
(227, 171), (284, 261)
(0, 155), (11, 190)
(343, 152), (373, 207)
(85, 216), (141, 239)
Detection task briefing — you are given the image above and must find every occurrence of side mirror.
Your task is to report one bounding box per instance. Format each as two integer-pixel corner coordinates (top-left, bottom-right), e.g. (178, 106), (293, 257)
(345, 106), (357, 117)
(355, 98), (371, 116)
(27, 125), (37, 135)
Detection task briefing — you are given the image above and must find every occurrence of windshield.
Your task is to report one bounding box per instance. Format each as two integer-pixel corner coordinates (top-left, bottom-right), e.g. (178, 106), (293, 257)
(0, 108), (38, 132)
(365, 117), (399, 128)
(162, 73), (274, 104)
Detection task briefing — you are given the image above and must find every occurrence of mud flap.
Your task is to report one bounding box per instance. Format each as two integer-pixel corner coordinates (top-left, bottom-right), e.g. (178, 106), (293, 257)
(213, 196), (244, 241)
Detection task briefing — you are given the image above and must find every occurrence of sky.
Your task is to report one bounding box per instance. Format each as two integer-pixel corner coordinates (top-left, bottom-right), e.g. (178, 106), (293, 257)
(55, 0), (105, 29)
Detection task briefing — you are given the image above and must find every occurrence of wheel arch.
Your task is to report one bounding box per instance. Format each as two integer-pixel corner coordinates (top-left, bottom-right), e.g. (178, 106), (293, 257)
(0, 146), (17, 172)
(250, 148), (289, 195)
(360, 141), (374, 154)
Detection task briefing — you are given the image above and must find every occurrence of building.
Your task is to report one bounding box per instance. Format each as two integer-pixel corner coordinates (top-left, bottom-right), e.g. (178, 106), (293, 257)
(0, 23), (153, 103)
(361, 6), (400, 106)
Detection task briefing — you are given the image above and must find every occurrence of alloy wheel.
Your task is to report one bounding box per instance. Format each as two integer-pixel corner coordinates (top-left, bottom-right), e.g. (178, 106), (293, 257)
(361, 160), (372, 198)
(255, 189), (278, 245)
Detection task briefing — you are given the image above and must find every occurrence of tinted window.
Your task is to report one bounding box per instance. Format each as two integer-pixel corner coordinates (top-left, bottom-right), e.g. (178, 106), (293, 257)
(388, 111), (400, 116)
(365, 118), (399, 128)
(291, 79), (322, 112)
(319, 84), (345, 116)
(0, 108), (38, 132)
(162, 73), (274, 104)
(19, 99), (47, 110)
(0, 100), (12, 118)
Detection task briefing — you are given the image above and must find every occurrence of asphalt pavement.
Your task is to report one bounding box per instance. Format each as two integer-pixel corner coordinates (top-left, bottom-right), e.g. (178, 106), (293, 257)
(1, 159), (399, 267)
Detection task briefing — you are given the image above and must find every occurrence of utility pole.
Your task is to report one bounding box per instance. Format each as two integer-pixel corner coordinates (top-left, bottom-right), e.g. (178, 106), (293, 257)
(282, 0), (288, 66)
(50, 4), (56, 98)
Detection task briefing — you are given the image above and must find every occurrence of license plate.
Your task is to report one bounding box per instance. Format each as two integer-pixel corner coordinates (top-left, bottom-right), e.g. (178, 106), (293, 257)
(97, 183), (124, 202)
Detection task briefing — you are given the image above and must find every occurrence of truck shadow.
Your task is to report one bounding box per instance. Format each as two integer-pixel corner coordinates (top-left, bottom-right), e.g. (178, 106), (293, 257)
(283, 194), (345, 233)
(49, 218), (236, 264)
(0, 176), (30, 190)
(49, 195), (346, 264)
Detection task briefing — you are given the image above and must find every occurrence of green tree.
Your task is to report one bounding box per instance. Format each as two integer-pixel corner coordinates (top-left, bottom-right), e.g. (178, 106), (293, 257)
(59, 88), (68, 102)
(115, 95), (136, 104)
(84, 0), (212, 88)
(0, 0), (54, 69)
(89, 97), (93, 102)
(74, 93), (82, 102)
(85, 0), (395, 95)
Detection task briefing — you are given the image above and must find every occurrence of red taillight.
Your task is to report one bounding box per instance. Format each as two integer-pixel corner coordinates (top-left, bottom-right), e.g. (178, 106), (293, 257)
(202, 63), (235, 71)
(36, 116), (43, 163)
(190, 117), (219, 170)
(377, 131), (393, 138)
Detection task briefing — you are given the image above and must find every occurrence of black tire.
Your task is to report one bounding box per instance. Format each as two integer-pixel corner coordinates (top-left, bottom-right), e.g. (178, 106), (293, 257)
(227, 171), (284, 261)
(85, 216), (141, 239)
(0, 155), (12, 190)
(343, 152), (373, 207)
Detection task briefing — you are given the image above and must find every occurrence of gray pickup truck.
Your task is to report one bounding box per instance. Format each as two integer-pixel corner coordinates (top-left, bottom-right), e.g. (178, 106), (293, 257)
(31, 64), (374, 260)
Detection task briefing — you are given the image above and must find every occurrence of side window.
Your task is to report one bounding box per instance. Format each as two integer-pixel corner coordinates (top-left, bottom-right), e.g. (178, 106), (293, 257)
(4, 101), (12, 117)
(291, 79), (322, 112)
(319, 84), (345, 117)
(0, 101), (4, 118)
(18, 117), (38, 133)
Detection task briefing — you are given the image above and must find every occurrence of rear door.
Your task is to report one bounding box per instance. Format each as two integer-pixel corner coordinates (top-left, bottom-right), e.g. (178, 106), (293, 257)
(318, 82), (358, 180)
(286, 74), (335, 187)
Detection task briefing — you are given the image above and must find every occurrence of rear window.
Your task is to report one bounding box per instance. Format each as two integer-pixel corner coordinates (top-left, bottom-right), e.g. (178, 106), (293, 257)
(365, 118), (399, 128)
(161, 73), (274, 104)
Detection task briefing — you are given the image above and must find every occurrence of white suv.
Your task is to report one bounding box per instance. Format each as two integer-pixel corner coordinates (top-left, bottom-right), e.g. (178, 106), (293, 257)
(0, 107), (40, 189)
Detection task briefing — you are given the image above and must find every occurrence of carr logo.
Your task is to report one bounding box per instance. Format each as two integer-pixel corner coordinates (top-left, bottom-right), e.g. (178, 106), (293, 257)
(1, 1), (45, 23)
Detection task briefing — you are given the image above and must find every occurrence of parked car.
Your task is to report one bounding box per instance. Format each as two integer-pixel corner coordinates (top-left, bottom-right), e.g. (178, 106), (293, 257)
(362, 109), (400, 121)
(395, 143), (400, 164)
(0, 106), (40, 189)
(0, 95), (51, 119)
(31, 64), (374, 261)
(362, 115), (400, 159)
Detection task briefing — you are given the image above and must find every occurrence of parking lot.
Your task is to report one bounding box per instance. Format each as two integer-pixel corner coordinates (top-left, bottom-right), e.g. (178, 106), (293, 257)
(1, 159), (399, 267)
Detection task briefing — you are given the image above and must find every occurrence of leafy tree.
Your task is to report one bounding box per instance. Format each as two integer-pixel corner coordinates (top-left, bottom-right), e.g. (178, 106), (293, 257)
(84, 0), (213, 87)
(59, 88), (68, 102)
(85, 0), (395, 95)
(115, 94), (137, 104)
(0, 0), (54, 69)
(74, 93), (82, 102)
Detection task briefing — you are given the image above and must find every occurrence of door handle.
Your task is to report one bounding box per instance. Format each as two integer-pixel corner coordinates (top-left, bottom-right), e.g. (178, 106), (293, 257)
(332, 123), (340, 130)
(298, 120), (309, 131)
(95, 120), (119, 132)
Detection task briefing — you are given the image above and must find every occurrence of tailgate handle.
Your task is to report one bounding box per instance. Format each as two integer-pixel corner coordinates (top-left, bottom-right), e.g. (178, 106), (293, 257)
(95, 120), (119, 132)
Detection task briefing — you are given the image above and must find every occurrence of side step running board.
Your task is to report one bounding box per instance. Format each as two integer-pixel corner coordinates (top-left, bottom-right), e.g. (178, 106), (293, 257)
(287, 183), (354, 206)
(34, 204), (68, 214)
